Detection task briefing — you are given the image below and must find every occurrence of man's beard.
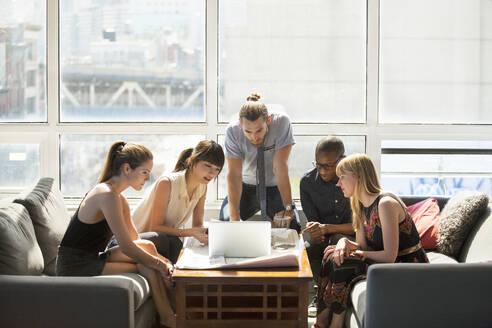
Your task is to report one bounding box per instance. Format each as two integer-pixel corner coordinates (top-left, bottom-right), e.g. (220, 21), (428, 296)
(249, 127), (268, 147)
(250, 138), (264, 147)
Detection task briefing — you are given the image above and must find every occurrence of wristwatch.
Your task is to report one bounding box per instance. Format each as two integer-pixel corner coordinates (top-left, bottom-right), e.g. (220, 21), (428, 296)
(284, 203), (296, 211)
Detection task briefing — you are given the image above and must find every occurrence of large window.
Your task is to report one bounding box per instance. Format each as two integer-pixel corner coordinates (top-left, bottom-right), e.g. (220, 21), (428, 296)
(380, 0), (492, 123)
(0, 144), (40, 188)
(59, 0), (205, 122)
(60, 134), (204, 197)
(1, 0), (491, 204)
(381, 140), (492, 195)
(218, 0), (366, 123)
(0, 0), (46, 122)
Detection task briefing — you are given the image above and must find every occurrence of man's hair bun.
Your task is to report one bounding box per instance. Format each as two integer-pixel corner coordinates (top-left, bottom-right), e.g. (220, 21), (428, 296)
(246, 93), (261, 102)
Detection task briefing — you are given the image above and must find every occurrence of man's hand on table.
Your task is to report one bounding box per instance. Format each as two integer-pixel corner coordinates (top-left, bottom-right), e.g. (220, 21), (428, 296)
(273, 209), (295, 228)
(302, 222), (325, 244)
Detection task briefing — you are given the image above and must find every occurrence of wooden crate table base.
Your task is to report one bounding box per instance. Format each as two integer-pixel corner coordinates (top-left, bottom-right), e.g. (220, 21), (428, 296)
(173, 250), (312, 328)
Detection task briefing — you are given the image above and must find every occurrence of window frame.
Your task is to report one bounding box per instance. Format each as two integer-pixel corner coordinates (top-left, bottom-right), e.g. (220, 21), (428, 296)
(0, 0), (490, 207)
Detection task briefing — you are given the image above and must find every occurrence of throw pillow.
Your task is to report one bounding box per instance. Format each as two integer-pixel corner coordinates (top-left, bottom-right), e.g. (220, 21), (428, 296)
(407, 198), (440, 249)
(0, 202), (44, 275)
(14, 177), (71, 275)
(436, 191), (489, 258)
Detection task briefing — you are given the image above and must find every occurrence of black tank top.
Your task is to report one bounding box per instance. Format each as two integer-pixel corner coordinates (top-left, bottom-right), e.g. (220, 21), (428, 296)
(60, 205), (112, 254)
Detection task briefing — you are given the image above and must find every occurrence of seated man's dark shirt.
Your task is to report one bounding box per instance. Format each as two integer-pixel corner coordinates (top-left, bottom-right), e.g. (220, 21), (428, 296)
(300, 168), (351, 226)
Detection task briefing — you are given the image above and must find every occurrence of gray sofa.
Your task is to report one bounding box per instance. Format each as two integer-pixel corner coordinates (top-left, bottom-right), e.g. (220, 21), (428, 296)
(347, 195), (492, 328)
(0, 177), (156, 328)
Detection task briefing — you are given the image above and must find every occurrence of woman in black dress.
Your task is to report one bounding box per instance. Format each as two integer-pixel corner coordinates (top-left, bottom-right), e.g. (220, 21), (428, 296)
(57, 141), (176, 328)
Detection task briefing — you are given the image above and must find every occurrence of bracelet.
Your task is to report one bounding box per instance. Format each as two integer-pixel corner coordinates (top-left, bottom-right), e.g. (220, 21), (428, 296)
(352, 249), (365, 260)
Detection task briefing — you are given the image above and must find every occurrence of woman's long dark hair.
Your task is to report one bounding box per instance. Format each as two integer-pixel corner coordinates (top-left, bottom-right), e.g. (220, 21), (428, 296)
(173, 140), (225, 173)
(98, 141), (153, 183)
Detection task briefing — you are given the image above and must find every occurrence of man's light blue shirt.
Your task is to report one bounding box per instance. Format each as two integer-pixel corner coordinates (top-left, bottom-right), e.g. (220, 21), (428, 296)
(224, 112), (295, 187)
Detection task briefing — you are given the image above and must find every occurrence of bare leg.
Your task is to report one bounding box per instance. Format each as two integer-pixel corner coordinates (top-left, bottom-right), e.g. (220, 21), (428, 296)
(137, 263), (176, 328)
(106, 239), (167, 263)
(102, 242), (176, 327)
(104, 240), (173, 277)
(102, 262), (138, 275)
(101, 244), (140, 275)
(161, 275), (176, 312)
(329, 311), (345, 328)
(313, 308), (330, 328)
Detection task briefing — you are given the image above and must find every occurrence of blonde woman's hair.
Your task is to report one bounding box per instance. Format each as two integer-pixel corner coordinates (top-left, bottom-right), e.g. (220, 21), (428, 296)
(336, 153), (381, 231)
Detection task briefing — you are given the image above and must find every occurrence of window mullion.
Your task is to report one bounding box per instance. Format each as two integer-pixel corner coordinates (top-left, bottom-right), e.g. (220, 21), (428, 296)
(206, 0), (222, 204)
(367, 0), (381, 173)
(46, 0), (60, 186)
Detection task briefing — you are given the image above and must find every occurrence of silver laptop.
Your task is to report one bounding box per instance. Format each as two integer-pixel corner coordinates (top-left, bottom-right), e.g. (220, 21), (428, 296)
(208, 221), (271, 258)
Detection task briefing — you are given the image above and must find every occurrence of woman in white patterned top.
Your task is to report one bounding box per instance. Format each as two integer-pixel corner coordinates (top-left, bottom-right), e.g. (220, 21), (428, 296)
(132, 140), (224, 263)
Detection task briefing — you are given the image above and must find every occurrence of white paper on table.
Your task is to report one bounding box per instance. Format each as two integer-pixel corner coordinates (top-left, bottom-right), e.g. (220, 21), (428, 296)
(175, 230), (303, 270)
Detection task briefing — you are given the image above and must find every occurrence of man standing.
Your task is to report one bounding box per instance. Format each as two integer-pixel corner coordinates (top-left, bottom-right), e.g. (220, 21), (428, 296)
(219, 93), (300, 231)
(300, 137), (353, 314)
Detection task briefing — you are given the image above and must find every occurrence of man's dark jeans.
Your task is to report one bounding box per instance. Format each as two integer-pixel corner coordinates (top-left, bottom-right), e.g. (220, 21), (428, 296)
(219, 183), (301, 232)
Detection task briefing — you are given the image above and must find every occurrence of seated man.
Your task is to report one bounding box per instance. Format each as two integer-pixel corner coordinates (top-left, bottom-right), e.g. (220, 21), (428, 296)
(300, 137), (354, 314)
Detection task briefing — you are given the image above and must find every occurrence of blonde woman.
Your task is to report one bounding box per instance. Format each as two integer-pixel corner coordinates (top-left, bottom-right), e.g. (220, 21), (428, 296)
(313, 154), (428, 328)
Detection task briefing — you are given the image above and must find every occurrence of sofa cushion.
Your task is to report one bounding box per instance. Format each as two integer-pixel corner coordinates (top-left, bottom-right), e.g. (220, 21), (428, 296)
(426, 251), (458, 264)
(365, 263), (492, 328)
(0, 202), (44, 275)
(436, 191), (489, 259)
(407, 198), (440, 250)
(350, 280), (366, 327)
(95, 273), (152, 311)
(459, 205), (492, 263)
(14, 177), (71, 275)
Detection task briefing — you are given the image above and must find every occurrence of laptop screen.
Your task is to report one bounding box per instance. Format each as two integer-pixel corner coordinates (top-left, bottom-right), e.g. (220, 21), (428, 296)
(208, 221), (271, 258)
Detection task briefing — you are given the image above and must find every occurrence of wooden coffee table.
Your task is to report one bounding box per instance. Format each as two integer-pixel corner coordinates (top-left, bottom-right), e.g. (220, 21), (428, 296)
(173, 249), (312, 328)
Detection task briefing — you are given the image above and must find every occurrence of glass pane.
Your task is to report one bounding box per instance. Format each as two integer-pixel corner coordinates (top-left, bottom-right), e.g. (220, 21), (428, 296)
(380, 0), (492, 123)
(381, 140), (492, 195)
(60, 1), (205, 122)
(0, 144), (40, 188)
(382, 176), (492, 196)
(0, 0), (47, 122)
(60, 134), (204, 197)
(217, 135), (366, 200)
(218, 0), (366, 123)
(382, 154), (492, 174)
(290, 136), (366, 199)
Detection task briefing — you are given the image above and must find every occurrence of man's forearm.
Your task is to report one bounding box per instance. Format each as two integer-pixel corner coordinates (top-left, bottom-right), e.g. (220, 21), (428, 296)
(274, 164), (292, 206)
(322, 222), (354, 235)
(227, 174), (242, 221)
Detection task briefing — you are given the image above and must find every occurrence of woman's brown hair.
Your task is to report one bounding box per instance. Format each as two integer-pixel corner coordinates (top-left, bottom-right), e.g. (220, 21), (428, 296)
(173, 140), (225, 173)
(98, 141), (153, 183)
